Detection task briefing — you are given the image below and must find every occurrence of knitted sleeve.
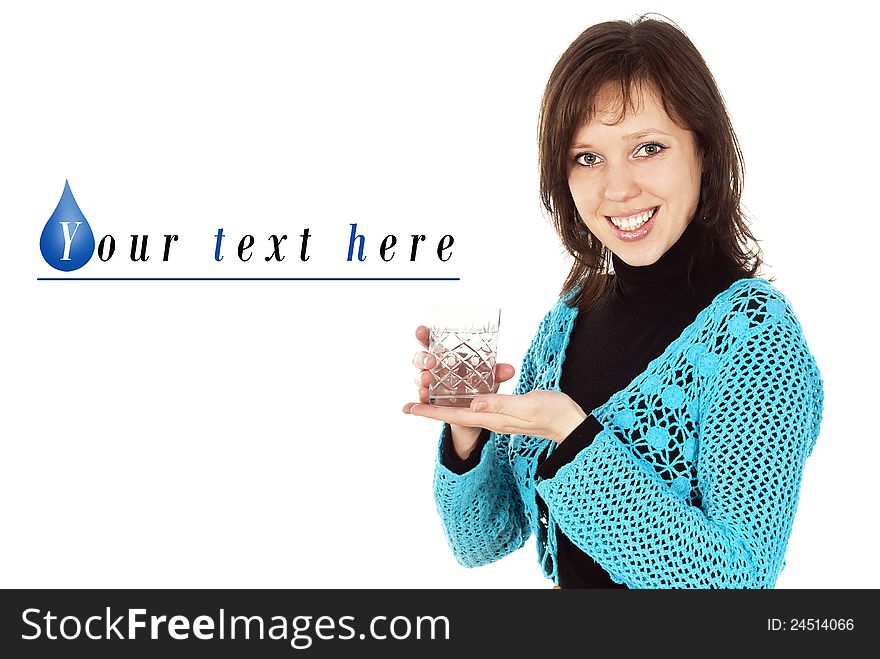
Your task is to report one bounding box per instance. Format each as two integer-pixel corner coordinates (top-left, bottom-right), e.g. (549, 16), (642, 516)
(431, 306), (553, 568)
(535, 295), (824, 588)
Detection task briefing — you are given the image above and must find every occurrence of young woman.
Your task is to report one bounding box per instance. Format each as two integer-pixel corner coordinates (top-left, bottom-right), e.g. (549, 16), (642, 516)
(403, 15), (824, 589)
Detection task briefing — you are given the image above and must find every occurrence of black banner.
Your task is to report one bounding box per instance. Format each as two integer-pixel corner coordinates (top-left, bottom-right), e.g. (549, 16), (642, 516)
(0, 589), (871, 657)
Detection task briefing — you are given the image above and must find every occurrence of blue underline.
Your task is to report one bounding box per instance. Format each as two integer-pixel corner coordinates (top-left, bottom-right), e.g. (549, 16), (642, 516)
(37, 277), (461, 281)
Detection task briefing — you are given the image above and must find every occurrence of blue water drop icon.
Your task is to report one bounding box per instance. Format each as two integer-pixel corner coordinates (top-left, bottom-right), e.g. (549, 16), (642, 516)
(39, 180), (96, 271)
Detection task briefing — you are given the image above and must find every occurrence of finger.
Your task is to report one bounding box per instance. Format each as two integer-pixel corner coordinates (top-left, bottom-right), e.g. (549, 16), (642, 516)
(402, 389), (433, 413)
(409, 403), (521, 434)
(402, 399), (431, 414)
(411, 351), (436, 370)
(415, 325), (430, 349)
(411, 351), (425, 369)
(414, 370), (434, 388)
(468, 394), (532, 421)
(408, 404), (485, 427)
(469, 395), (497, 414)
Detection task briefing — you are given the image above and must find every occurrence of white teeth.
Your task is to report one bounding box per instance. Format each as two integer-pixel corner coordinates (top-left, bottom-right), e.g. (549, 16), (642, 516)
(609, 207), (656, 230)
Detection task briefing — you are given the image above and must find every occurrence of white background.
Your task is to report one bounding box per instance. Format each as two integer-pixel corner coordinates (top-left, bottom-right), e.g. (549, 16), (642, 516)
(1, 1), (877, 588)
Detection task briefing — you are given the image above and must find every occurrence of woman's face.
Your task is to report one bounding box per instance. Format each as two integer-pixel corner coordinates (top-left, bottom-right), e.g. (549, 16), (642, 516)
(567, 83), (703, 267)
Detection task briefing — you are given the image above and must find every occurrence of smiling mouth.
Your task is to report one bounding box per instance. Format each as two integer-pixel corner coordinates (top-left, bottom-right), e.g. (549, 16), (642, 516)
(605, 206), (659, 231)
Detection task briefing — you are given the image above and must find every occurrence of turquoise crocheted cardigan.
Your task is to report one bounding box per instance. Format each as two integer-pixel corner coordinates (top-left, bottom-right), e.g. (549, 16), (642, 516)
(433, 277), (824, 588)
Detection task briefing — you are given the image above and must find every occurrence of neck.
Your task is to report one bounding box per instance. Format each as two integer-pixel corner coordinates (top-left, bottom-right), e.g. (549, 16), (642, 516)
(610, 219), (702, 304)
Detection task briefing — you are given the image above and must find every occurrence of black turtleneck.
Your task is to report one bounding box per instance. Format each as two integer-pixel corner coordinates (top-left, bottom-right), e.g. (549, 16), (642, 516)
(440, 219), (743, 588)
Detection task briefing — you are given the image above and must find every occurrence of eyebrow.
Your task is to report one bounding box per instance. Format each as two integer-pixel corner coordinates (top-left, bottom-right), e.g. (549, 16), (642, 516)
(570, 129), (673, 150)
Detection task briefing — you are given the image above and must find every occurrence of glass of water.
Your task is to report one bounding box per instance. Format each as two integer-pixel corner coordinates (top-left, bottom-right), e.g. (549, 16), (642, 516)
(428, 305), (501, 407)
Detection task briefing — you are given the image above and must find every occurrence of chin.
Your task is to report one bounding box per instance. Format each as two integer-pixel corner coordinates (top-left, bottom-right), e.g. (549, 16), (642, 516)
(614, 245), (664, 267)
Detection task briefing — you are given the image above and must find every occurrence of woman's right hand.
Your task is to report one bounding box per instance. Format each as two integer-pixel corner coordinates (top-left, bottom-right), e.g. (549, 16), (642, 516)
(402, 325), (517, 460)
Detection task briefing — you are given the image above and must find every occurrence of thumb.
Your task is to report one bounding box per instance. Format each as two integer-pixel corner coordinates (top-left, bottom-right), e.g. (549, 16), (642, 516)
(470, 394), (506, 413)
(494, 363), (516, 384)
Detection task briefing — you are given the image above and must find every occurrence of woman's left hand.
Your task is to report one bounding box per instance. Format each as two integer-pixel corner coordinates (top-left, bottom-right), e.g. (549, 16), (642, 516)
(404, 390), (588, 444)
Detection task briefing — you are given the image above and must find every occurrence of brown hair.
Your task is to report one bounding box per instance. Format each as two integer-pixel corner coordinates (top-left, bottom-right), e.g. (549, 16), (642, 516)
(537, 13), (763, 311)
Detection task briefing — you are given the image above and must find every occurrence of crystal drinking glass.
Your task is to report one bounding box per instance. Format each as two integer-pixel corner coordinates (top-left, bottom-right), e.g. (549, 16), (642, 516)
(428, 305), (501, 407)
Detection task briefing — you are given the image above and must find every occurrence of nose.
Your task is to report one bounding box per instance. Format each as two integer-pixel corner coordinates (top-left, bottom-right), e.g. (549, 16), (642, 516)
(602, 159), (641, 204)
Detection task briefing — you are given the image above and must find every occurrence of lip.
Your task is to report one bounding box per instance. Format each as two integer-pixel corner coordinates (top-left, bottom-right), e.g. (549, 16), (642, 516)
(604, 206), (657, 221)
(606, 205), (659, 242)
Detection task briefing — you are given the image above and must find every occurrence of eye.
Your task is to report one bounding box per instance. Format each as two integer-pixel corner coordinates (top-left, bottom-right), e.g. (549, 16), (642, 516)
(634, 142), (667, 158)
(573, 152), (601, 168)
(572, 142), (667, 169)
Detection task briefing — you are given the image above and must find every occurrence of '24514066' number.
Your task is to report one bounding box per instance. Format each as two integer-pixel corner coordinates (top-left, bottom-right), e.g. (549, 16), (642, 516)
(768, 618), (854, 631)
